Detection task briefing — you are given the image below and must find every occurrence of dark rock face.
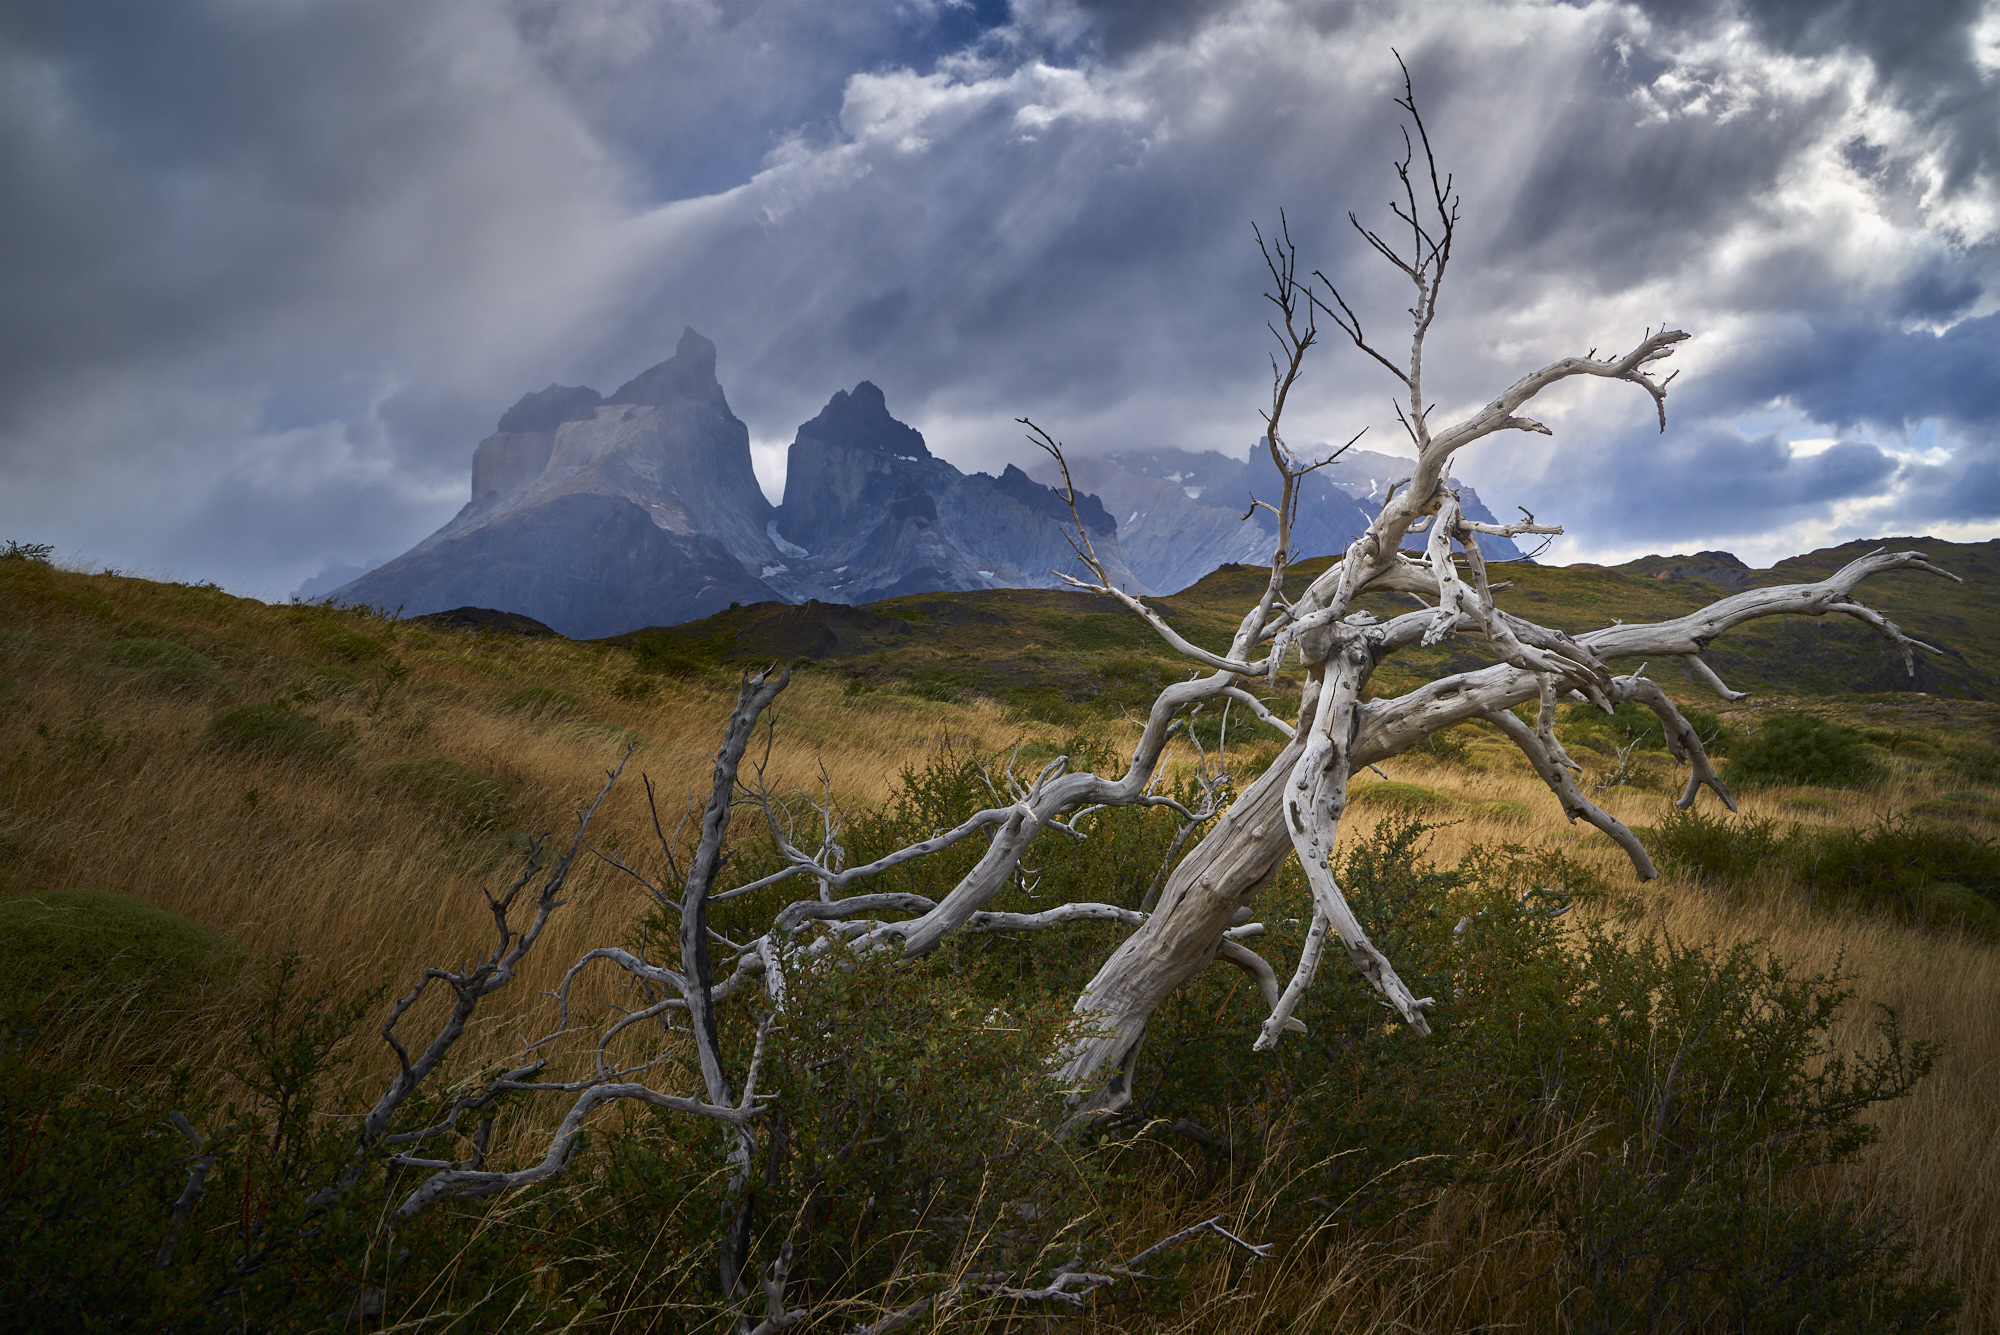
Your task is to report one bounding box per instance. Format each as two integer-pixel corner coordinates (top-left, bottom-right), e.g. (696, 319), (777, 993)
(333, 327), (784, 636)
(409, 607), (561, 637)
(1626, 551), (1756, 588)
(768, 382), (1143, 602)
(1035, 444), (1524, 594)
(795, 380), (930, 459)
(994, 463), (1116, 535)
(605, 327), (732, 415)
(497, 384), (603, 435)
(336, 493), (776, 640)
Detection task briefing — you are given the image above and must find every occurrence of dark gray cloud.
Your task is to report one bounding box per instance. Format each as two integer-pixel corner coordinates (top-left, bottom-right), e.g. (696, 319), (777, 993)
(1541, 420), (1898, 542)
(1066, 0), (1232, 56)
(1728, 310), (2000, 431)
(1, 0), (1995, 594)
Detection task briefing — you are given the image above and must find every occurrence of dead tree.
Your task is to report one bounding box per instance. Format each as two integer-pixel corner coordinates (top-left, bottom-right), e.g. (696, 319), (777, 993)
(295, 60), (1957, 1327)
(648, 63), (1952, 1112)
(493, 65), (1956, 1126)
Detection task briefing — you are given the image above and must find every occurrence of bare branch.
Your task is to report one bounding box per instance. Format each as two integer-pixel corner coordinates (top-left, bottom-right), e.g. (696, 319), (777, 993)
(967, 903), (1148, 933)
(1683, 654), (1749, 702)
(1481, 707), (1657, 880)
(1613, 675), (1737, 812)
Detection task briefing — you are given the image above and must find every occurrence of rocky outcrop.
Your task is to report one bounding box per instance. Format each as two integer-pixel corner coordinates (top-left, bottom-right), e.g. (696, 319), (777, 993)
(1036, 444), (1524, 594)
(336, 492), (774, 639)
(1620, 551), (1757, 588)
(767, 382), (1143, 601)
(333, 336), (1142, 634)
(333, 327), (785, 636)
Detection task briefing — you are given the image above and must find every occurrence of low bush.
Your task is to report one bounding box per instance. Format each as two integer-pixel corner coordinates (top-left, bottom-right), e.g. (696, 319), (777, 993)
(1003, 683), (1083, 724)
(1649, 807), (1793, 888)
(201, 702), (347, 763)
(1412, 720), (1473, 761)
(1136, 816), (1952, 1331)
(0, 957), (550, 1332)
(628, 630), (721, 676)
(1682, 703), (1740, 756)
(1725, 713), (1885, 789)
(1652, 808), (2000, 938)
(1348, 779), (1457, 812)
(377, 756), (512, 833)
(99, 638), (235, 699)
(1562, 699), (1670, 753)
(0, 889), (247, 1028)
(0, 760), (1959, 1331)
(500, 684), (582, 718)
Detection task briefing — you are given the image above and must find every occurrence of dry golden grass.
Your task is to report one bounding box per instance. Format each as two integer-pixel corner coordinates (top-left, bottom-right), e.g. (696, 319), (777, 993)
(0, 575), (1064, 1100)
(3, 566), (1997, 1328)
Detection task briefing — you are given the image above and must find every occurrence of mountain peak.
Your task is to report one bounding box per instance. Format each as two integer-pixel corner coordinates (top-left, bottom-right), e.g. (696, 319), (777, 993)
(605, 327), (731, 415)
(796, 380), (930, 459)
(496, 383), (603, 435)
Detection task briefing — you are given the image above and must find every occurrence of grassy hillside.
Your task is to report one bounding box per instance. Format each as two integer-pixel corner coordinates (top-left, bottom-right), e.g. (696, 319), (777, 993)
(2, 543), (1997, 1330)
(621, 537), (2000, 713)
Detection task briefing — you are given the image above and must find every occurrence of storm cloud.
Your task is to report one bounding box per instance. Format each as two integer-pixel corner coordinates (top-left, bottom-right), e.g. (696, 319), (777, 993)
(2, 0), (1995, 595)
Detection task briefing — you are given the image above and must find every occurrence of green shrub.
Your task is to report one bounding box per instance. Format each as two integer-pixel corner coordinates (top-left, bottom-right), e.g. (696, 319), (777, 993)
(1005, 683), (1084, 723)
(0, 956), (562, 1331)
(308, 622), (386, 663)
(1948, 741), (2000, 785)
(1650, 807), (1793, 887)
(0, 760), (1958, 1331)
(0, 890), (247, 1025)
(1682, 703), (1740, 756)
(99, 637), (234, 698)
(201, 702), (347, 762)
(1413, 721), (1472, 761)
(501, 684), (582, 718)
(1652, 808), (2000, 936)
(1135, 817), (1953, 1330)
(377, 756), (512, 833)
(1562, 699), (1669, 753)
(628, 630), (720, 676)
(1725, 713), (1886, 789)
(1349, 779), (1457, 812)
(1793, 818), (2000, 933)
(1911, 881), (2000, 938)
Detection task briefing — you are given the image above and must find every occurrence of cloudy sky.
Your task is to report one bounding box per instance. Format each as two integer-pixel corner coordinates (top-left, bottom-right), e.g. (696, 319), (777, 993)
(4, 0), (1997, 598)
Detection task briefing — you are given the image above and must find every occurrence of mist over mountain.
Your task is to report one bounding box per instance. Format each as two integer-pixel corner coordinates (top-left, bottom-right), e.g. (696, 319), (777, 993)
(329, 334), (1144, 635)
(1035, 445), (1525, 595)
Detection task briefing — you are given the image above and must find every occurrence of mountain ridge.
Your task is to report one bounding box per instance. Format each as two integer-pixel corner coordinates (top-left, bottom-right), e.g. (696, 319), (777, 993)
(329, 331), (1531, 637)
